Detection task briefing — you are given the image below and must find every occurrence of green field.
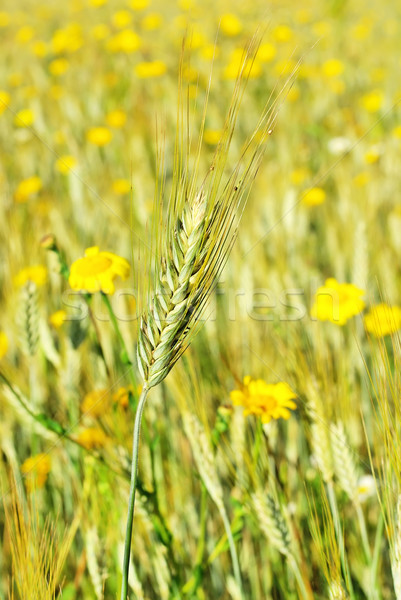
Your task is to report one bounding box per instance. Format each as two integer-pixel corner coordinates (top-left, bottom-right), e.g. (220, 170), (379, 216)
(1, 0), (401, 598)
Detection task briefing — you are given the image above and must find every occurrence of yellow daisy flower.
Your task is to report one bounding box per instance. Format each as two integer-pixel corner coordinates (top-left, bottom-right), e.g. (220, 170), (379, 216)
(49, 309), (67, 329)
(81, 389), (110, 417)
(301, 187), (326, 206)
(364, 303), (401, 338)
(14, 175), (42, 203)
(134, 60), (167, 79)
(311, 278), (365, 325)
(14, 265), (47, 287)
(56, 155), (77, 174)
(86, 126), (112, 147)
(231, 377), (296, 424)
(112, 384), (138, 408)
(21, 453), (51, 492)
(69, 246), (130, 295)
(77, 427), (107, 449)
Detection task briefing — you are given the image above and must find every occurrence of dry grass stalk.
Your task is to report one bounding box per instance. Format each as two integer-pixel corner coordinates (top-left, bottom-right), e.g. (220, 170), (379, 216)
(4, 485), (78, 600)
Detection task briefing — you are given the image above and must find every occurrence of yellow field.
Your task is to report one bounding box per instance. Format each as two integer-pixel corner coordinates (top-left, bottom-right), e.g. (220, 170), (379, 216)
(1, 0), (401, 598)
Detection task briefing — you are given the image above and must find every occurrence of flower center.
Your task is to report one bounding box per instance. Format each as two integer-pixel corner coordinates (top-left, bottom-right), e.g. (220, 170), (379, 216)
(252, 394), (277, 411)
(77, 255), (112, 277)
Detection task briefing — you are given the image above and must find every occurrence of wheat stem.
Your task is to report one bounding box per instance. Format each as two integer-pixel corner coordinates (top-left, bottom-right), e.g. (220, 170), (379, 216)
(218, 503), (243, 595)
(121, 385), (149, 600)
(327, 481), (355, 600)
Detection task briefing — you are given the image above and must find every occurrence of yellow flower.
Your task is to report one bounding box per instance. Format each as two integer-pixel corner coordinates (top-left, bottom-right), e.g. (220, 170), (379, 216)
(112, 385), (137, 408)
(273, 59), (296, 77)
(0, 331), (8, 359)
(9, 73), (23, 88)
(50, 85), (64, 100)
(361, 90), (383, 113)
(86, 126), (112, 146)
(141, 12), (163, 31)
(14, 175), (42, 202)
(106, 109), (126, 128)
(393, 125), (401, 139)
(49, 310), (67, 328)
(313, 21), (331, 37)
(112, 10), (132, 28)
(353, 172), (371, 187)
(0, 11), (10, 27)
(16, 25), (35, 44)
(106, 29), (141, 53)
(14, 265), (47, 287)
(52, 25), (83, 54)
(351, 19), (372, 40)
(301, 187), (326, 206)
(81, 389), (110, 417)
(203, 129), (222, 145)
(0, 90), (10, 115)
(77, 427), (107, 449)
(135, 60), (167, 78)
(220, 13), (242, 37)
(14, 108), (34, 127)
(130, 0), (149, 10)
(231, 377), (296, 424)
(287, 86), (300, 103)
(49, 58), (69, 76)
(200, 44), (220, 61)
(258, 42), (276, 63)
(291, 168), (310, 186)
(21, 454), (51, 491)
(69, 246), (130, 294)
(91, 24), (110, 40)
(364, 303), (401, 338)
(364, 147), (380, 164)
(31, 40), (48, 57)
(224, 49), (262, 80)
(322, 59), (344, 78)
(311, 278), (365, 325)
(56, 155), (77, 174)
(273, 24), (293, 43)
(112, 179), (131, 195)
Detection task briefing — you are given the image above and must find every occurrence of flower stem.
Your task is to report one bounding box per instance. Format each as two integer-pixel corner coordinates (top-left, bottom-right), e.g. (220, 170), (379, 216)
(121, 385), (149, 600)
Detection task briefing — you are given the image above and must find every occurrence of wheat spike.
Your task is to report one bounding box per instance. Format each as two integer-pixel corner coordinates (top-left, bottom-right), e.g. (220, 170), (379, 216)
(182, 411), (224, 510)
(328, 580), (348, 599)
(307, 383), (334, 483)
(137, 190), (208, 388)
(330, 421), (359, 500)
(18, 281), (39, 357)
(252, 490), (291, 556)
(136, 38), (295, 390)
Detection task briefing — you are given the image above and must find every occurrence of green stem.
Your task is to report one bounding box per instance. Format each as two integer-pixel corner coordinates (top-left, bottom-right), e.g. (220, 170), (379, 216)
(288, 554), (310, 600)
(218, 503), (243, 597)
(327, 481), (355, 599)
(371, 509), (384, 600)
(121, 385), (149, 600)
(355, 501), (372, 562)
(252, 418), (263, 470)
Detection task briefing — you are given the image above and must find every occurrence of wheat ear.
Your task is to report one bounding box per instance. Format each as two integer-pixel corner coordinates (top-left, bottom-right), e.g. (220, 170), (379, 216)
(121, 35), (297, 598)
(137, 190), (208, 388)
